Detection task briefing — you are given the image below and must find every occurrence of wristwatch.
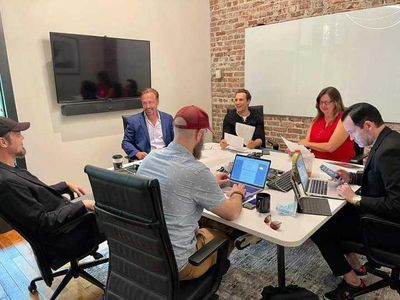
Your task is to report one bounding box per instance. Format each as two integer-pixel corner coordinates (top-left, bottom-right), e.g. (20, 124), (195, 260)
(351, 195), (362, 207)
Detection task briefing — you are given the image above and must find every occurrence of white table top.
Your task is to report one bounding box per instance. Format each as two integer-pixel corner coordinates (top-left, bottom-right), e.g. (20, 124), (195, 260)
(201, 143), (351, 247)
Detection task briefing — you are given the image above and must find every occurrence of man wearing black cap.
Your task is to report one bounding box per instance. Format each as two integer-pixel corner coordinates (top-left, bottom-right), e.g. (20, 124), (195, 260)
(0, 117), (101, 260)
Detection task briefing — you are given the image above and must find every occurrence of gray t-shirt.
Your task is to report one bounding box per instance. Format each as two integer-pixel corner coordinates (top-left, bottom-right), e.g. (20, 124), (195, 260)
(137, 142), (225, 270)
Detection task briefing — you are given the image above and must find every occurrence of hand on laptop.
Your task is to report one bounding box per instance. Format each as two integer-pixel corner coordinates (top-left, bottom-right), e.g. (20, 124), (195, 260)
(215, 172), (229, 186)
(336, 183), (355, 201)
(227, 184), (246, 198)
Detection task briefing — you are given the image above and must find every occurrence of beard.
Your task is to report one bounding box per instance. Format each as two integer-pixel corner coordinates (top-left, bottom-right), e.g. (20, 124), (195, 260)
(16, 147), (26, 159)
(193, 138), (204, 160)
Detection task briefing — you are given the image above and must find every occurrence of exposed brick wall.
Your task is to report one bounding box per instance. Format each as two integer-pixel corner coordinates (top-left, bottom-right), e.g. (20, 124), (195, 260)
(210, 0), (400, 149)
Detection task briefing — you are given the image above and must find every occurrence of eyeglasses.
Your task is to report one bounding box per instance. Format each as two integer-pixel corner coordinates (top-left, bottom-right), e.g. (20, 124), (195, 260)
(319, 100), (333, 106)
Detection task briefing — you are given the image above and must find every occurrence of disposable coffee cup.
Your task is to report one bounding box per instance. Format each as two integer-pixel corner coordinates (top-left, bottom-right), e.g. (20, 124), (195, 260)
(256, 192), (271, 213)
(112, 154), (123, 170)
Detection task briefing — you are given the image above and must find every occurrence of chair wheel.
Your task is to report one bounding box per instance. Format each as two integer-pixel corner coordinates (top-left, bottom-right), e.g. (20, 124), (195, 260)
(28, 282), (37, 293)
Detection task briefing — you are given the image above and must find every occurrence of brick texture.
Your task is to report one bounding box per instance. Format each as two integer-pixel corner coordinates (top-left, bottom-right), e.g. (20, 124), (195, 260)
(210, 0), (400, 149)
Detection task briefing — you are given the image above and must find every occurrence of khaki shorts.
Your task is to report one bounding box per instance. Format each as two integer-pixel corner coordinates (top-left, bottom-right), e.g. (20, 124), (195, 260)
(178, 227), (232, 281)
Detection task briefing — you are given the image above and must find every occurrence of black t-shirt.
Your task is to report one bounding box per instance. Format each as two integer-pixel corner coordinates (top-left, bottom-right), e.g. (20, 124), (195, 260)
(222, 107), (265, 148)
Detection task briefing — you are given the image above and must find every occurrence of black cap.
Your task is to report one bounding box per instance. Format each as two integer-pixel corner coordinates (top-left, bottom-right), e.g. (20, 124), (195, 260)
(0, 117), (30, 137)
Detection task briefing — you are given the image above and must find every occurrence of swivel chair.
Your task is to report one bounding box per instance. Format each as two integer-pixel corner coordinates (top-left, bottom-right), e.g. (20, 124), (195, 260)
(122, 114), (129, 131)
(85, 165), (230, 300)
(0, 210), (108, 300)
(340, 214), (400, 299)
(349, 143), (368, 165)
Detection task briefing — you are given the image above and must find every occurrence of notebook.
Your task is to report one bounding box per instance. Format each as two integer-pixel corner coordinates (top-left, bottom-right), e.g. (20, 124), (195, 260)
(294, 153), (343, 200)
(290, 173), (332, 216)
(224, 154), (271, 200)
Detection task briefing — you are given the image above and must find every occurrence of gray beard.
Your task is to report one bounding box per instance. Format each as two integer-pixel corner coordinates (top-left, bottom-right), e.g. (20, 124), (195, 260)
(16, 147), (26, 159)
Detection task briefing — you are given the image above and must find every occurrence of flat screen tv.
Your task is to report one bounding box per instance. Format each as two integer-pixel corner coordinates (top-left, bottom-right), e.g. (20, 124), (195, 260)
(50, 32), (151, 104)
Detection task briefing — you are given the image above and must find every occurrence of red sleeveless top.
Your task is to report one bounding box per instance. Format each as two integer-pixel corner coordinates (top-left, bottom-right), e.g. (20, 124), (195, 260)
(309, 112), (355, 162)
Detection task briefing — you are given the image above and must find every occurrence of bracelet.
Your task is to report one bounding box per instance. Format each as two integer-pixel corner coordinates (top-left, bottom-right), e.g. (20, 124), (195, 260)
(231, 191), (244, 201)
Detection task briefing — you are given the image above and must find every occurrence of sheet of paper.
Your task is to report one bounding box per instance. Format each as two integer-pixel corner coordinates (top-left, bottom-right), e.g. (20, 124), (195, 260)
(235, 123), (255, 144)
(281, 136), (311, 155)
(224, 133), (244, 148)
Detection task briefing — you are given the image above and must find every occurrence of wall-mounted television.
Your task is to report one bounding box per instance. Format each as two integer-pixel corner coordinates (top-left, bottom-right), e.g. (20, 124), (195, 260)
(49, 32), (151, 115)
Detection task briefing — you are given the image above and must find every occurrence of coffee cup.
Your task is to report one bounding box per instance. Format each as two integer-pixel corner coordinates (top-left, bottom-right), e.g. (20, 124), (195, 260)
(256, 192), (271, 213)
(112, 154), (123, 170)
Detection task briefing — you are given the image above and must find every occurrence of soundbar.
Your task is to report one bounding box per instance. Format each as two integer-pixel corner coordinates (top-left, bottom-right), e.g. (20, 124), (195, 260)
(61, 98), (142, 116)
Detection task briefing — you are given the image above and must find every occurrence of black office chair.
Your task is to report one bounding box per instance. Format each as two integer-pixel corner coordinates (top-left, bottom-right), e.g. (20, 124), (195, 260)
(122, 114), (129, 131)
(349, 143), (368, 165)
(226, 105), (279, 150)
(0, 210), (108, 300)
(85, 165), (230, 300)
(340, 214), (400, 298)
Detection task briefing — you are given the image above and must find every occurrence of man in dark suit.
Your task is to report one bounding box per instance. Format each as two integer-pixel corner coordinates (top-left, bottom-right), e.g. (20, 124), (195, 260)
(312, 103), (400, 300)
(122, 88), (174, 160)
(0, 117), (102, 260)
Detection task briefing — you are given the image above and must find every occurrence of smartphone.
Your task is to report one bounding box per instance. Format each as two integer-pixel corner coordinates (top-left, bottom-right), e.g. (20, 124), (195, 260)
(243, 197), (257, 209)
(320, 165), (341, 180)
(243, 202), (256, 210)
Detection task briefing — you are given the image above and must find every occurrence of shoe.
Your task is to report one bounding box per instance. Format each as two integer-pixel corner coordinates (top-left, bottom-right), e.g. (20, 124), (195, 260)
(353, 265), (367, 278)
(234, 234), (262, 250)
(323, 279), (366, 300)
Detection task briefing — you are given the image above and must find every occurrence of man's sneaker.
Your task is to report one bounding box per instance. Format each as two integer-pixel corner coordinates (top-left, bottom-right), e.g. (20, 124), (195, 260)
(234, 234), (262, 250)
(324, 279), (366, 300)
(353, 265), (368, 278)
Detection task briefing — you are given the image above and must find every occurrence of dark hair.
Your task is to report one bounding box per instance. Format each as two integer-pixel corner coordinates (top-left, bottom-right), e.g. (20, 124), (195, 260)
(235, 89), (252, 101)
(315, 87), (345, 120)
(341, 102), (384, 128)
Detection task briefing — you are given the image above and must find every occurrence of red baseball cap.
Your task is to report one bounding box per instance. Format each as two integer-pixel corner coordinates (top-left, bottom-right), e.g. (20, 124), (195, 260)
(174, 105), (214, 133)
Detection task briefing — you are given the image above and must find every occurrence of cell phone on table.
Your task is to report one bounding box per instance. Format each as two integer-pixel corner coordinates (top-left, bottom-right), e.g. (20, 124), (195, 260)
(320, 165), (341, 180)
(243, 197), (257, 210)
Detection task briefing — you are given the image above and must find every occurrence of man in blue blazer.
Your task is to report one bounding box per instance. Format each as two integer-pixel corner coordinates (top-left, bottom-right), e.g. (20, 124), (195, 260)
(122, 88), (174, 160)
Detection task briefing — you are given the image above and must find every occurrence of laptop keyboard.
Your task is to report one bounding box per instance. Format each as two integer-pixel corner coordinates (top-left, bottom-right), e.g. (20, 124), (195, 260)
(267, 170), (292, 192)
(309, 179), (328, 195)
(245, 185), (259, 194)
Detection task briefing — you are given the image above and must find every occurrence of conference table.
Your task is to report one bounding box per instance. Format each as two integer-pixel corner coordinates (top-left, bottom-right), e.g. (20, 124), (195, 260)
(200, 143), (351, 288)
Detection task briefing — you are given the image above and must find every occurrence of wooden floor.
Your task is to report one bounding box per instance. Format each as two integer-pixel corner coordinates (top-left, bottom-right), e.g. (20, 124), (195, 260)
(0, 230), (104, 300)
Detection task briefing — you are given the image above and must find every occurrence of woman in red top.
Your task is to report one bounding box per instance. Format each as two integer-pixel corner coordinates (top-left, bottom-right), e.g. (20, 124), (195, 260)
(299, 87), (355, 162)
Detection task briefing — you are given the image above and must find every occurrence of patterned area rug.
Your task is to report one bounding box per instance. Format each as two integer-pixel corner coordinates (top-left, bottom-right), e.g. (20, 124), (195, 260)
(88, 240), (399, 299)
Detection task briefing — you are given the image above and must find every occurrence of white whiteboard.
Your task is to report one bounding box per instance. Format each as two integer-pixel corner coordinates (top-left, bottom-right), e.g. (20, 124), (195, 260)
(245, 5), (400, 122)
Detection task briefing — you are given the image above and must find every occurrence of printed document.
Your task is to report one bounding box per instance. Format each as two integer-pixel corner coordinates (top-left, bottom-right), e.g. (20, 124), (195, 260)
(235, 123), (255, 144)
(281, 136), (311, 155)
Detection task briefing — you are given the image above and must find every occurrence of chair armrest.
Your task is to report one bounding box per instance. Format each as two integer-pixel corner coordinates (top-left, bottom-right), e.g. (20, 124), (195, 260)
(361, 213), (400, 230)
(188, 236), (228, 266)
(360, 213), (400, 267)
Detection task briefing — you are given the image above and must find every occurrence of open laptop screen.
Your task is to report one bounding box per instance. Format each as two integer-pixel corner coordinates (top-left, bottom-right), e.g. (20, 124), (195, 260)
(230, 155), (271, 188)
(295, 154), (310, 191)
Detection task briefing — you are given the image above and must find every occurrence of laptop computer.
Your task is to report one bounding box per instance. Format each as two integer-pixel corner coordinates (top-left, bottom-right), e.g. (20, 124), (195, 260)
(290, 172), (332, 216)
(294, 153), (343, 200)
(224, 154), (271, 200)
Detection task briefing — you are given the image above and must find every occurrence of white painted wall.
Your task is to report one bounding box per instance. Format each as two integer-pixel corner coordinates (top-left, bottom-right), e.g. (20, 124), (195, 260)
(0, 0), (211, 188)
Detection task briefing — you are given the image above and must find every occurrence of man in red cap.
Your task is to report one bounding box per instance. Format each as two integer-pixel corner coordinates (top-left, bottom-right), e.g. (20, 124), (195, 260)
(0, 117), (102, 260)
(138, 105), (245, 280)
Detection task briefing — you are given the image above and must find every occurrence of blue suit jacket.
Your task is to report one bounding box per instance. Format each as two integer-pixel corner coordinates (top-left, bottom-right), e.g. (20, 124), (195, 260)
(122, 111), (174, 159)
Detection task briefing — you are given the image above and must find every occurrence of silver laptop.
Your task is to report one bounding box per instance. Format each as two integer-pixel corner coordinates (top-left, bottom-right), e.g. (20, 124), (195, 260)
(224, 154), (271, 200)
(294, 153), (343, 200)
(290, 173), (332, 216)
